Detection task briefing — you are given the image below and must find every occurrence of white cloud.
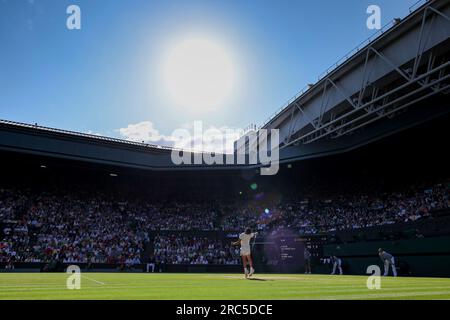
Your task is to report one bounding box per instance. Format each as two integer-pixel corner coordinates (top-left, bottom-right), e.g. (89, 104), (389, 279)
(85, 130), (102, 136)
(172, 124), (243, 154)
(118, 121), (176, 145)
(117, 121), (243, 154)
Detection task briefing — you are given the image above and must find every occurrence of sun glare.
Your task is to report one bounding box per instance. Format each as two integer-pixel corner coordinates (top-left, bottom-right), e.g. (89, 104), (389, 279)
(162, 36), (236, 112)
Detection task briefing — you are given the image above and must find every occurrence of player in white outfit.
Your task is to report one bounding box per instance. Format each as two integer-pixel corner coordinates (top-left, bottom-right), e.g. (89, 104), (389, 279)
(232, 228), (257, 279)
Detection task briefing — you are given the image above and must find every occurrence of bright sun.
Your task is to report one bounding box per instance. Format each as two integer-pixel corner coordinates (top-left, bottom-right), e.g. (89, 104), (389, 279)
(162, 36), (236, 112)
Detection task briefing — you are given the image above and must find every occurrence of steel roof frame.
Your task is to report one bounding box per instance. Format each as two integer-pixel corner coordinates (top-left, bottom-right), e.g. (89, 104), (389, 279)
(280, 4), (450, 149)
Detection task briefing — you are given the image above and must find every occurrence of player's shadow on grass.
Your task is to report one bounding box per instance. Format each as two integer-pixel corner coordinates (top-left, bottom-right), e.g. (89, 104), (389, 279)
(247, 278), (272, 281)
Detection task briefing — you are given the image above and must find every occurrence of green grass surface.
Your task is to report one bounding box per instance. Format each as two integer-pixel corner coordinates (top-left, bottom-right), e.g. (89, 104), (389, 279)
(0, 273), (449, 300)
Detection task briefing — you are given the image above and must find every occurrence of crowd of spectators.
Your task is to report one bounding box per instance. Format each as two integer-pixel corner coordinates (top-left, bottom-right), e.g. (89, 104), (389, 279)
(0, 189), (149, 265)
(279, 182), (449, 234)
(0, 179), (448, 265)
(153, 234), (239, 265)
(221, 181), (449, 234)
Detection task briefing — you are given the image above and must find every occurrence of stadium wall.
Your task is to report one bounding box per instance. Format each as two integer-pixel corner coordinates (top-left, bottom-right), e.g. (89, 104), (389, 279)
(323, 236), (450, 277)
(1, 97), (449, 170)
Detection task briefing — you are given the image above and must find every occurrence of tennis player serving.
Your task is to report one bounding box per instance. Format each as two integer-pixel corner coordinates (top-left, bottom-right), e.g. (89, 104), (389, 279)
(232, 228), (257, 279)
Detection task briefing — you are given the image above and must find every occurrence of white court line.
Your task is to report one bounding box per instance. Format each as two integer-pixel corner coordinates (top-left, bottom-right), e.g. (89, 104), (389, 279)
(319, 291), (450, 300)
(0, 283), (240, 292)
(1, 282), (449, 293)
(81, 275), (106, 285)
(284, 285), (450, 295)
(0, 283), (64, 287)
(0, 277), (447, 289)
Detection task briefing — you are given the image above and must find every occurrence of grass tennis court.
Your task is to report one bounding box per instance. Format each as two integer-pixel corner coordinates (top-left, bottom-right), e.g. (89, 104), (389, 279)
(0, 273), (449, 300)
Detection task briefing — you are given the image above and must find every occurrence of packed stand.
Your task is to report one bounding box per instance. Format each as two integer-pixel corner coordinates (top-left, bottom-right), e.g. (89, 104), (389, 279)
(1, 179), (449, 265)
(153, 234), (239, 265)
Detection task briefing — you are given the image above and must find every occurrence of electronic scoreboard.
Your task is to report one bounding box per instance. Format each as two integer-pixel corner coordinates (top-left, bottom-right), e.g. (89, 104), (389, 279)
(261, 234), (328, 270)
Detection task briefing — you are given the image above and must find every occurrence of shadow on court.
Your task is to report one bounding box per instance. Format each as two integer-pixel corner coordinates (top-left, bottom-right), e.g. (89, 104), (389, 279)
(246, 278), (273, 281)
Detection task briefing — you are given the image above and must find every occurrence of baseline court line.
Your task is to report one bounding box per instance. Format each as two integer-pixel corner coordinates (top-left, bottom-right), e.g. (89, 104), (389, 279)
(81, 275), (106, 285)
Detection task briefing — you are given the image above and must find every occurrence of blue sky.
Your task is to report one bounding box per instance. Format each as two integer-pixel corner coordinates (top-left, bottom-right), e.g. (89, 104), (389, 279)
(0, 0), (421, 146)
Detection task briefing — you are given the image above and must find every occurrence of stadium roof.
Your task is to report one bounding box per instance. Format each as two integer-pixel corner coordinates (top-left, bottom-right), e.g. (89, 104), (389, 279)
(0, 0), (448, 170)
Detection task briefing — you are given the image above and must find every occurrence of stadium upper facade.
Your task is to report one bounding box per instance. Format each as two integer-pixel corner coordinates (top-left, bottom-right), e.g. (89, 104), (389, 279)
(0, 0), (449, 171)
